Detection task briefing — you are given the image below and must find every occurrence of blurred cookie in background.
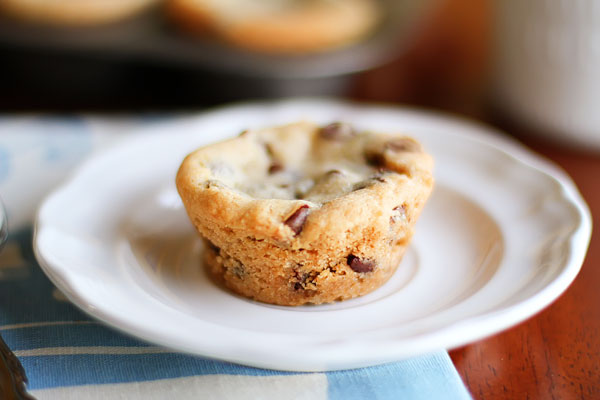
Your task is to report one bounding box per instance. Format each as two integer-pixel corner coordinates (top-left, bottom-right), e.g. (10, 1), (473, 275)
(167, 0), (381, 53)
(0, 0), (160, 26)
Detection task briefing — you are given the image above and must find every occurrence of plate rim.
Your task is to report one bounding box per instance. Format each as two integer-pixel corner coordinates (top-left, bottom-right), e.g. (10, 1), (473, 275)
(33, 99), (592, 371)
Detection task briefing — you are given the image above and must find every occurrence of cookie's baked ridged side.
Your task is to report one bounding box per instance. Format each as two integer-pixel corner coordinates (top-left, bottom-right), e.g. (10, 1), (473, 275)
(204, 240), (408, 306)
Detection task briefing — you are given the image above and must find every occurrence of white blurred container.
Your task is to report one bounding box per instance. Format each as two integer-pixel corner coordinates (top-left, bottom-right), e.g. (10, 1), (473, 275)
(493, 0), (600, 151)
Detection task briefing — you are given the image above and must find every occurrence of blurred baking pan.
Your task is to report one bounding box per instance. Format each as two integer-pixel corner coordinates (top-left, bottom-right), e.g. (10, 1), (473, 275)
(0, 1), (434, 78)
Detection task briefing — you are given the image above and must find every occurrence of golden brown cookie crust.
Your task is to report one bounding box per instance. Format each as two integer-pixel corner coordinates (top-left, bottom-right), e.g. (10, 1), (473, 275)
(176, 121), (434, 306)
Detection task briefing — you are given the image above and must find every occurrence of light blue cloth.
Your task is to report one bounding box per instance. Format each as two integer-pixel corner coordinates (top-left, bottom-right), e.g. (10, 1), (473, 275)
(0, 116), (471, 399)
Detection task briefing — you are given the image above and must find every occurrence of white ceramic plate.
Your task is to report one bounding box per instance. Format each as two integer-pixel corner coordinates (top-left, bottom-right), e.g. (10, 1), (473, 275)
(34, 100), (591, 372)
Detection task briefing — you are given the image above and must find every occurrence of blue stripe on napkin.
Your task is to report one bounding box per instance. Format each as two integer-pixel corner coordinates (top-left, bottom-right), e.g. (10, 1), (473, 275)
(328, 353), (471, 400)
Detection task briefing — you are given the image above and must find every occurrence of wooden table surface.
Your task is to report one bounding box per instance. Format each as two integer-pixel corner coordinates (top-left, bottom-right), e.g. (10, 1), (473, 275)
(356, 2), (600, 395)
(448, 139), (599, 399)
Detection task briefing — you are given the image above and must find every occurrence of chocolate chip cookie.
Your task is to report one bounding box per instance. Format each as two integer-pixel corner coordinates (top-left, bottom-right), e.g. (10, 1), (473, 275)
(167, 0), (381, 53)
(176, 121), (434, 305)
(0, 0), (157, 26)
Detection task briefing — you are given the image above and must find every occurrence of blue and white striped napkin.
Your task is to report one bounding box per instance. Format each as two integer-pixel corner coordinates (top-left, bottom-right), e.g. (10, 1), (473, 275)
(0, 116), (471, 399)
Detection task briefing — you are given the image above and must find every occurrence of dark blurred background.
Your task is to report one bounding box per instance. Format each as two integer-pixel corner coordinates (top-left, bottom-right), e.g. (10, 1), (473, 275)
(0, 0), (489, 115)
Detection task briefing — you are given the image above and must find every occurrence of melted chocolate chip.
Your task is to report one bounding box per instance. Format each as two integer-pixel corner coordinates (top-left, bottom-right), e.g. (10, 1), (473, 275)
(231, 263), (246, 279)
(284, 205), (310, 235)
(385, 138), (421, 152)
(391, 204), (408, 224)
(268, 162), (284, 174)
(365, 138), (420, 167)
(319, 122), (355, 141)
(353, 174), (386, 191)
(206, 240), (220, 253)
(347, 255), (376, 273)
(352, 181), (370, 191)
(239, 129), (249, 137)
(365, 150), (385, 167)
(292, 267), (308, 290)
